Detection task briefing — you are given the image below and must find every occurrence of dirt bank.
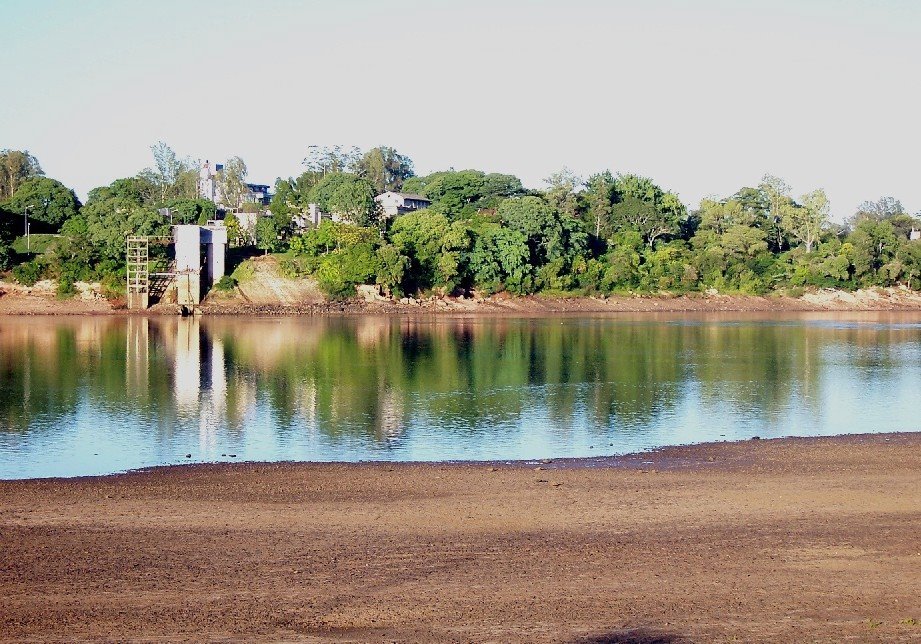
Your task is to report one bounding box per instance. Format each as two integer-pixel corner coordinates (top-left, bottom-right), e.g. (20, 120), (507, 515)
(7, 279), (921, 315)
(1, 433), (919, 642)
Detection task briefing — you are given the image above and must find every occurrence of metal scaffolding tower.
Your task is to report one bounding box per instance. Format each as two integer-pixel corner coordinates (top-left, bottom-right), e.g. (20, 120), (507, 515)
(127, 236), (149, 310)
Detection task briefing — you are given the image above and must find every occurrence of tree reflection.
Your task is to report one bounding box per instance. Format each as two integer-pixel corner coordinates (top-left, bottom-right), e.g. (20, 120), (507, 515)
(0, 314), (918, 456)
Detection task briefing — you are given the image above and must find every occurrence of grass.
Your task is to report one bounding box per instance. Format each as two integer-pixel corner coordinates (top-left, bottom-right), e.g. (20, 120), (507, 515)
(12, 234), (58, 255)
(230, 260), (256, 283)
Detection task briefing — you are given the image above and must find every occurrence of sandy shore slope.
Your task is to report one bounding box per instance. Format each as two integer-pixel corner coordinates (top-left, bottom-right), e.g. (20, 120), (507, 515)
(1, 433), (920, 642)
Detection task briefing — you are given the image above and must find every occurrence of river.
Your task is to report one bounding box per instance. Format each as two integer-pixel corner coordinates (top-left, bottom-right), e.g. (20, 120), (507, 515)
(0, 312), (919, 478)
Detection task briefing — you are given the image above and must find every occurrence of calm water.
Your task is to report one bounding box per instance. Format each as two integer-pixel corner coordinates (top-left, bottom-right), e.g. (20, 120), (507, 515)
(1, 313), (919, 479)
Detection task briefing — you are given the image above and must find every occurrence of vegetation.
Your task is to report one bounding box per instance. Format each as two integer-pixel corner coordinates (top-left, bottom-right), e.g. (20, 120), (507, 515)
(2, 143), (921, 302)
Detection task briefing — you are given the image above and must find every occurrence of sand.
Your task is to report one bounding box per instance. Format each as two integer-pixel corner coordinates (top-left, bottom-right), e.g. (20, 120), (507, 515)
(1, 433), (920, 642)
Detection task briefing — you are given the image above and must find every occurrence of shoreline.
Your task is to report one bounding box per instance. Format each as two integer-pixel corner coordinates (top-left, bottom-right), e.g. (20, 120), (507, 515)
(2, 431), (920, 642)
(6, 286), (921, 315)
(7, 430), (916, 483)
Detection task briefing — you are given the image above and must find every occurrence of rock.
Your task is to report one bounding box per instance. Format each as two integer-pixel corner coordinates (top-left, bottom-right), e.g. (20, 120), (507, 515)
(540, 458), (553, 464)
(535, 466), (545, 471)
(185, 454), (191, 458)
(489, 467), (498, 472)
(229, 454), (237, 458)
(536, 479), (548, 483)
(751, 436), (761, 441)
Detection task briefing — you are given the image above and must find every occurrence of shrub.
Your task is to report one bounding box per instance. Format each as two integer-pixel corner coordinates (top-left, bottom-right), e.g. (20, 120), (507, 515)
(100, 272), (124, 299)
(56, 278), (77, 299)
(12, 260), (45, 286)
(215, 275), (237, 291)
(230, 260), (256, 283)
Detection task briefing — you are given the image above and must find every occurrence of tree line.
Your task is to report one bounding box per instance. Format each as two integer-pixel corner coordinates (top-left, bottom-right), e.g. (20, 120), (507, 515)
(1, 144), (920, 300)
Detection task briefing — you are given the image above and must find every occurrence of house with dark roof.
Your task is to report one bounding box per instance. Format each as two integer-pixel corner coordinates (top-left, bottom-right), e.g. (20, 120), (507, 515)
(374, 191), (432, 218)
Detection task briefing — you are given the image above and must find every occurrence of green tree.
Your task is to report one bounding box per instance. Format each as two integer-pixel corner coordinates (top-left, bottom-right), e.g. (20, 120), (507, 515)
(759, 174), (794, 251)
(355, 146), (414, 192)
(584, 171), (615, 237)
(0, 149), (43, 200)
(219, 156), (248, 209)
(782, 189), (829, 253)
(697, 199), (752, 235)
(389, 210), (471, 293)
(2, 177), (81, 231)
(609, 174), (687, 247)
(498, 196), (587, 268)
(303, 145), (361, 175)
(327, 175), (378, 226)
(0, 205), (16, 268)
(468, 221), (531, 294)
(417, 170), (486, 218)
(140, 142), (195, 202)
(543, 168), (582, 219)
(309, 173), (378, 226)
(376, 244), (410, 296)
(255, 215), (284, 254)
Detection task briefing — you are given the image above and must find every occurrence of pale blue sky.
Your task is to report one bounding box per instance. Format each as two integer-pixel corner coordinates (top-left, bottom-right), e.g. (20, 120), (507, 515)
(2, 0), (919, 218)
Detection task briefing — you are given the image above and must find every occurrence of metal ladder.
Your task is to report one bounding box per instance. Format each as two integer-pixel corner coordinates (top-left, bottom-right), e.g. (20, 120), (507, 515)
(126, 236), (149, 309)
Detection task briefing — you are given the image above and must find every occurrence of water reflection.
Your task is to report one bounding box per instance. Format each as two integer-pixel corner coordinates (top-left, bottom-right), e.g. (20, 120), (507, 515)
(1, 312), (920, 478)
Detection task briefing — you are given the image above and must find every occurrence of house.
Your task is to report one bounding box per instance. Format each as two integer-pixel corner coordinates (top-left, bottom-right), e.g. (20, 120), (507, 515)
(244, 183), (271, 206)
(374, 191), (431, 218)
(197, 160), (272, 208)
(198, 160), (224, 203)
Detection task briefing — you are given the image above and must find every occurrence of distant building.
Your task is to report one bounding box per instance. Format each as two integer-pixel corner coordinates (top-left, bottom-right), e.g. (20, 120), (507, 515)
(197, 160), (272, 208)
(244, 183), (271, 206)
(911, 228), (920, 241)
(374, 191), (431, 218)
(198, 160), (224, 203)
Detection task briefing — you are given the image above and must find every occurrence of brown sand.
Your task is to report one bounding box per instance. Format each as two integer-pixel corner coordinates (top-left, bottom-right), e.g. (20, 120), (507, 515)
(1, 433), (920, 642)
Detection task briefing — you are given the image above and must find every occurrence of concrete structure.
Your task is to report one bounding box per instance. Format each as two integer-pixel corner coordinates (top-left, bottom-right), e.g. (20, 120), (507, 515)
(174, 224), (227, 308)
(375, 191), (431, 218)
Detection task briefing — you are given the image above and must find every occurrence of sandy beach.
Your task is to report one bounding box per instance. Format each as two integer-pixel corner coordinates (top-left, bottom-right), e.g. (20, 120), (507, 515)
(1, 433), (920, 642)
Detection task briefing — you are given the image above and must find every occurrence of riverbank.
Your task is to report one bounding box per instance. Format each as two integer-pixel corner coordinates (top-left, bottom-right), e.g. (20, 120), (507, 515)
(6, 276), (921, 315)
(2, 433), (919, 642)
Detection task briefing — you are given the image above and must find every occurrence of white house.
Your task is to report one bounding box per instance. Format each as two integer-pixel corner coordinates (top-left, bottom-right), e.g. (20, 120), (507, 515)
(374, 191), (431, 218)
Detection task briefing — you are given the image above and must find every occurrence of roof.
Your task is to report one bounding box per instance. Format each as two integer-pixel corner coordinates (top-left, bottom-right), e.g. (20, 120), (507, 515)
(377, 191), (431, 202)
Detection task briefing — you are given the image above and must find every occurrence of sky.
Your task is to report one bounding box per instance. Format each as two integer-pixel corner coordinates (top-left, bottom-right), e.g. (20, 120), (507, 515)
(2, 0), (919, 219)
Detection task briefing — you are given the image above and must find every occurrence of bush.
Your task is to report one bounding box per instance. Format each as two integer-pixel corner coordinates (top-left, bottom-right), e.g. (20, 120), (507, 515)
(100, 272), (124, 299)
(56, 278), (77, 299)
(215, 275), (237, 291)
(231, 260), (256, 283)
(12, 260), (45, 286)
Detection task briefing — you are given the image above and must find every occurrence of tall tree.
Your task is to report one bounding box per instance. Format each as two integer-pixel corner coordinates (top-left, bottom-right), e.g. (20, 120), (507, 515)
(543, 167), (582, 219)
(219, 157), (249, 209)
(303, 145), (361, 175)
(0, 149), (44, 200)
(309, 173), (378, 226)
(848, 196), (907, 230)
(609, 174), (687, 247)
(584, 171), (615, 237)
(142, 141), (195, 202)
(782, 189), (829, 253)
(759, 174), (793, 251)
(355, 146), (414, 193)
